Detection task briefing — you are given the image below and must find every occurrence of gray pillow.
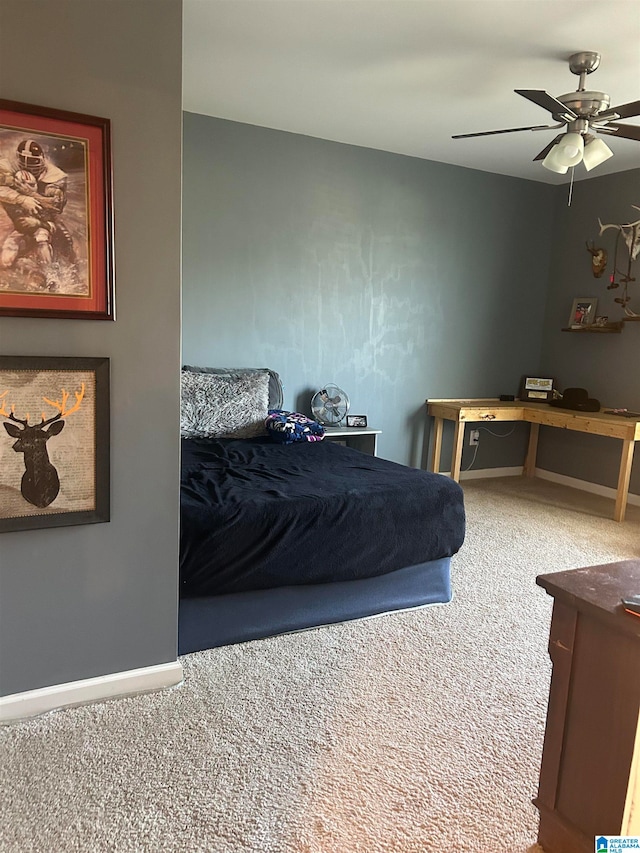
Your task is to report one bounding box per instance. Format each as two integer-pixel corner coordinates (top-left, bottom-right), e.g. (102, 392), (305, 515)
(180, 370), (269, 439)
(182, 365), (283, 410)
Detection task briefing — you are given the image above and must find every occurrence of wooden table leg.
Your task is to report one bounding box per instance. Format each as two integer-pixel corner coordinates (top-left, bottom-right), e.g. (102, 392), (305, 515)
(614, 438), (635, 523)
(451, 420), (465, 482)
(429, 417), (443, 473)
(524, 422), (540, 478)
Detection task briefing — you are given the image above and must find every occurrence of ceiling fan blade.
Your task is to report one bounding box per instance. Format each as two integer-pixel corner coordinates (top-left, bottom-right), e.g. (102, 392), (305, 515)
(515, 89), (578, 120)
(597, 122), (640, 142)
(599, 100), (640, 121)
(452, 124), (553, 139)
(533, 135), (564, 161)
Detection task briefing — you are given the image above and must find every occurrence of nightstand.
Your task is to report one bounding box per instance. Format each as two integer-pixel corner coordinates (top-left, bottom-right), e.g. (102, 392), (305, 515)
(323, 427), (381, 456)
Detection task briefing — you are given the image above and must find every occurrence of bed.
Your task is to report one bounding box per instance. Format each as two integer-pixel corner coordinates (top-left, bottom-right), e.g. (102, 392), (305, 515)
(178, 366), (466, 655)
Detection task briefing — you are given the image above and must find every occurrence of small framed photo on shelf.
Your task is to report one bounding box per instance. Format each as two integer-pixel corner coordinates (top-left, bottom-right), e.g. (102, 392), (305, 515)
(568, 297), (598, 328)
(346, 415), (368, 428)
(519, 376), (555, 403)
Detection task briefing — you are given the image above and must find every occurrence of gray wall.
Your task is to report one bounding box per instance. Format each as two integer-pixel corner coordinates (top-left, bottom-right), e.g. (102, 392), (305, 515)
(0, 0), (183, 696)
(182, 113), (556, 468)
(539, 169), (640, 495)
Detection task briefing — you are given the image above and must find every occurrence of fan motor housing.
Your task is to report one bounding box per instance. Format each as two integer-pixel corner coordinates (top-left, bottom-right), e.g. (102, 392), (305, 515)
(557, 90), (610, 118)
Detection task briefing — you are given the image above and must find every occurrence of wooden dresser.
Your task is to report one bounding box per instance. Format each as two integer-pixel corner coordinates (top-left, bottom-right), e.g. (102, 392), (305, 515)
(534, 560), (640, 852)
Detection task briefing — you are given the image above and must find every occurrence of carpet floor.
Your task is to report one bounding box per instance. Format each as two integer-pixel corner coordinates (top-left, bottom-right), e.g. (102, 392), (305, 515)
(1, 476), (639, 852)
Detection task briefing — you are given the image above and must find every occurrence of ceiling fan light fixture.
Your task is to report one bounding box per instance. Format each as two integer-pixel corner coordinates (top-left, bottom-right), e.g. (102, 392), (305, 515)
(541, 145), (569, 174)
(452, 52), (639, 178)
(554, 132), (585, 167)
(583, 137), (614, 171)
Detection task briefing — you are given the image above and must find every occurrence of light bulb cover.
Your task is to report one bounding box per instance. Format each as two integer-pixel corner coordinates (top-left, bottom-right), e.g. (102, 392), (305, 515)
(555, 132), (584, 167)
(583, 137), (614, 171)
(542, 145), (569, 174)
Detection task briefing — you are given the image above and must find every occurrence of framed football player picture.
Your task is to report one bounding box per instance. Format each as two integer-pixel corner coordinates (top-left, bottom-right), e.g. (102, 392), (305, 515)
(0, 100), (114, 320)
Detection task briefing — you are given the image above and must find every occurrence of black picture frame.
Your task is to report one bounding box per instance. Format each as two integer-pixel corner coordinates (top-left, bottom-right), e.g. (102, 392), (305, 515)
(519, 376), (555, 403)
(0, 99), (114, 320)
(0, 356), (110, 532)
(346, 414), (368, 428)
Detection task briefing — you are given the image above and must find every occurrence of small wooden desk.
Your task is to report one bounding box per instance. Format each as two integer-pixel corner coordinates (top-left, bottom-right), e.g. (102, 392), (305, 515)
(426, 398), (640, 522)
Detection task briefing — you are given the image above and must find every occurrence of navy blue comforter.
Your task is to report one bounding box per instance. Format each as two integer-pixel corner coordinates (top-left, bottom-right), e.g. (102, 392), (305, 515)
(180, 437), (465, 596)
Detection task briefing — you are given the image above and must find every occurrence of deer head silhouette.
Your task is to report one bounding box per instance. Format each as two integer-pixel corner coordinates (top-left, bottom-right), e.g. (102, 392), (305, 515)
(1, 385), (85, 508)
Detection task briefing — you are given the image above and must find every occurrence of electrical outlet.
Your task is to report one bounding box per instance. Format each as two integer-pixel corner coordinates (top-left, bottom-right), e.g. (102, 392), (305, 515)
(469, 429), (480, 446)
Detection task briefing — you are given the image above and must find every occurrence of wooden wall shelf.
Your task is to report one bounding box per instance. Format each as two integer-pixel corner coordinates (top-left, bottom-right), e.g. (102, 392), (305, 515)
(561, 322), (623, 333)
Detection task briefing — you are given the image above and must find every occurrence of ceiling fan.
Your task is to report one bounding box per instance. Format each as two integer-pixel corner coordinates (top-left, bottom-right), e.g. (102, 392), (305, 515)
(453, 51), (640, 174)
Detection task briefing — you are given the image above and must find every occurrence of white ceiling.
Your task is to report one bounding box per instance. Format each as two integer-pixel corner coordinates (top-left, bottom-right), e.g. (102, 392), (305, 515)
(183, 0), (640, 184)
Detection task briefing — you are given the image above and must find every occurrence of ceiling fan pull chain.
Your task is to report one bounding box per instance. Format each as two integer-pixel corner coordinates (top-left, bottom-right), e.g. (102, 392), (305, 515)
(567, 167), (575, 206)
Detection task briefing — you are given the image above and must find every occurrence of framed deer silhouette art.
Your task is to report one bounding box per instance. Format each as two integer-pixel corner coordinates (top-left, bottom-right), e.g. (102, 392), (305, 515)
(0, 356), (109, 532)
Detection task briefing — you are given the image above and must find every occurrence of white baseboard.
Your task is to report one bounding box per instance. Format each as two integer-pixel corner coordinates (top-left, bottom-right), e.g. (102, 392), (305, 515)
(0, 660), (183, 724)
(534, 468), (640, 507)
(458, 466), (523, 480)
(452, 464), (640, 507)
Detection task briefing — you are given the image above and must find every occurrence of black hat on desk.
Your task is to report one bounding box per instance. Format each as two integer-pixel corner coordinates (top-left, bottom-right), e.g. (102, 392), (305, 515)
(550, 387), (600, 412)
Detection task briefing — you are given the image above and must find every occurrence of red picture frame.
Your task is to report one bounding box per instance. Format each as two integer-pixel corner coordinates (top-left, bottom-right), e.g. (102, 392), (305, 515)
(0, 100), (114, 320)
